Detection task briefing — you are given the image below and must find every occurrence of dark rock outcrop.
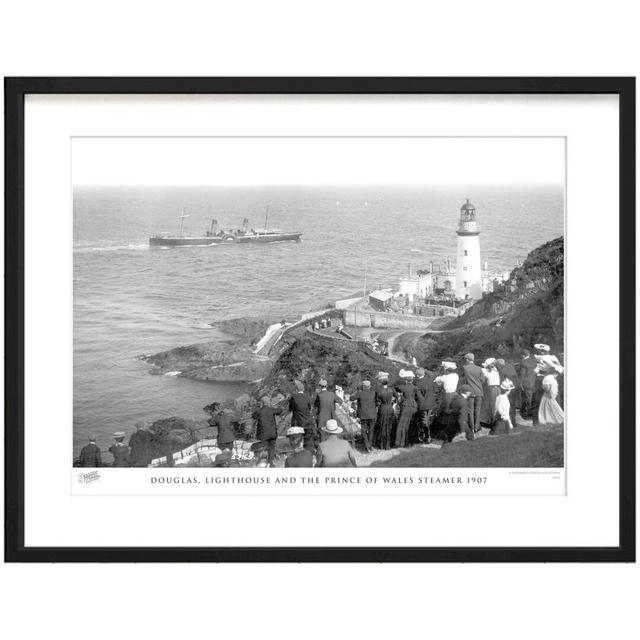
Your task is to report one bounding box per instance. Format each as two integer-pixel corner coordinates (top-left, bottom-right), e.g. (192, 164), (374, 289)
(140, 342), (274, 382)
(255, 331), (403, 398)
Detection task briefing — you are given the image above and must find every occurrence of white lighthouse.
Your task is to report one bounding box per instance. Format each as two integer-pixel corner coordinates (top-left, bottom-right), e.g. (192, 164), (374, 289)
(455, 199), (483, 300)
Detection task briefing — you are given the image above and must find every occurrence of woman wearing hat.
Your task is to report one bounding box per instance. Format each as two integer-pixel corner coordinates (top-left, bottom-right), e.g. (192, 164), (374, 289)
(374, 376), (395, 450)
(480, 358), (501, 427)
(394, 370), (419, 448)
(316, 420), (357, 467)
(534, 345), (564, 381)
(538, 364), (565, 426)
(434, 361), (459, 414)
(531, 345), (562, 425)
(284, 426), (314, 467)
(108, 432), (130, 467)
(491, 379), (515, 435)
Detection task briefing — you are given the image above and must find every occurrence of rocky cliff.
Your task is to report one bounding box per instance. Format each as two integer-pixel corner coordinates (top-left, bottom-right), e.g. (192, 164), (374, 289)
(394, 236), (564, 364)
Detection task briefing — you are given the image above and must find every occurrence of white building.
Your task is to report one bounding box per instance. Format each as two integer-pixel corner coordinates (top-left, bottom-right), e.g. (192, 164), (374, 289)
(398, 263), (455, 299)
(455, 199), (483, 300)
(395, 200), (509, 303)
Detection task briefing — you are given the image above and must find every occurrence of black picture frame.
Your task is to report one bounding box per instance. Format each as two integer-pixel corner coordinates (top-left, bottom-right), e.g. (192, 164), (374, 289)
(4, 77), (636, 563)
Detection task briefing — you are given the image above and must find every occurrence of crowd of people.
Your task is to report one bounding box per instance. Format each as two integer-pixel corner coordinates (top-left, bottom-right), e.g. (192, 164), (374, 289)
(77, 343), (564, 469)
(245, 342), (564, 467)
(77, 422), (155, 468)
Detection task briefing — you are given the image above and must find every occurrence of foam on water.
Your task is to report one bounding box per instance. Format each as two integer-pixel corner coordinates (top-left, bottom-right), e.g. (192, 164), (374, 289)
(74, 243), (149, 253)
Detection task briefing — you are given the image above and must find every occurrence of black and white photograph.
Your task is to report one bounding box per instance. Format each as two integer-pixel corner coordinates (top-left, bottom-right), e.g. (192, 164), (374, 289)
(2, 4), (638, 639)
(6, 77), (632, 562)
(73, 136), (565, 473)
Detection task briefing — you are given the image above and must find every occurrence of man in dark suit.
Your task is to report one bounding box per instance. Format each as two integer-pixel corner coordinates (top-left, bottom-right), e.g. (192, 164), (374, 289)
(128, 422), (152, 467)
(462, 353), (484, 433)
(414, 367), (436, 443)
(351, 380), (377, 452)
(252, 396), (283, 466)
(288, 379), (316, 449)
(314, 379), (338, 431)
(78, 436), (102, 467)
(209, 408), (236, 451)
(518, 349), (538, 420)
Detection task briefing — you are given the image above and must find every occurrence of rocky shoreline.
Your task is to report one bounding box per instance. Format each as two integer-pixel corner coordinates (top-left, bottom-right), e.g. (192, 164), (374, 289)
(139, 315), (299, 383)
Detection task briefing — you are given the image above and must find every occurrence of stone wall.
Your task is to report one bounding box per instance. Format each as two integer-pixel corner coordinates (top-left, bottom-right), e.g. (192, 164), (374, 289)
(343, 308), (439, 329)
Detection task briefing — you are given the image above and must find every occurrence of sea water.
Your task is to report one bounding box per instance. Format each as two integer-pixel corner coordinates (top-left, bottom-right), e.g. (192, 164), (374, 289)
(73, 185), (564, 454)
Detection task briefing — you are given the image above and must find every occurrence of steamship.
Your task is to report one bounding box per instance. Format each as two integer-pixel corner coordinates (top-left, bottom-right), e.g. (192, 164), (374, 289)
(149, 211), (303, 247)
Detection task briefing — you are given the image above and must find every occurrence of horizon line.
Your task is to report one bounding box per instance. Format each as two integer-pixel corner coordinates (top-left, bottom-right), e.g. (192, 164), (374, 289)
(73, 181), (565, 189)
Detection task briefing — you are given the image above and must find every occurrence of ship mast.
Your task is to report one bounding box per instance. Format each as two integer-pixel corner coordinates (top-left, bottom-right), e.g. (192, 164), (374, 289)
(263, 205), (269, 236)
(178, 209), (190, 237)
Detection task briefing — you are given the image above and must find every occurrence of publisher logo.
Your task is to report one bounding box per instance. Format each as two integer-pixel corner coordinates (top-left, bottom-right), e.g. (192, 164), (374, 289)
(77, 470), (101, 484)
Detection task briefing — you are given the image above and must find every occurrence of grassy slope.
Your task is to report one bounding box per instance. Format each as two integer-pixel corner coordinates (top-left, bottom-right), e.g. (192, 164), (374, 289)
(368, 425), (564, 468)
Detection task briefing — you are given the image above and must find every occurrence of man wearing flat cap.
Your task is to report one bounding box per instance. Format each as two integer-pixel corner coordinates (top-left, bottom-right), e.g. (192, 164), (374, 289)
(351, 380), (377, 452)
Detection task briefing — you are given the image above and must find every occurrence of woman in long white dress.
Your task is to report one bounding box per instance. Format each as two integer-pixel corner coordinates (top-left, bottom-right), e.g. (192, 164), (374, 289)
(538, 367), (565, 425)
(480, 358), (501, 426)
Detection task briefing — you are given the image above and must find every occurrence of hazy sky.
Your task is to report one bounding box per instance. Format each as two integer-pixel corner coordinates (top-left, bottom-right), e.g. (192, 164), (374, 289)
(72, 137), (565, 187)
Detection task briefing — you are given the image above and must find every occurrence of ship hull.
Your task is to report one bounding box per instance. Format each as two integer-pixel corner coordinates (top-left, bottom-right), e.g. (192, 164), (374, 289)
(149, 232), (302, 246)
(235, 232), (302, 243)
(149, 236), (223, 246)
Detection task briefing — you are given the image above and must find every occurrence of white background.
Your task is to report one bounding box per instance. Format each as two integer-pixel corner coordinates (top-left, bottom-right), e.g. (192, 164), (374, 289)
(1, 2), (638, 640)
